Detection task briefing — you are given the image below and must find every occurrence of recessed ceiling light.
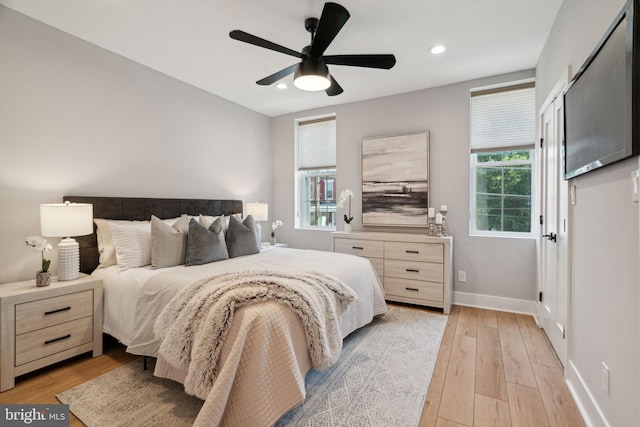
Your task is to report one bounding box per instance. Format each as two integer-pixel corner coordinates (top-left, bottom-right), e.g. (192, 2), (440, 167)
(277, 83), (288, 90)
(430, 45), (446, 55)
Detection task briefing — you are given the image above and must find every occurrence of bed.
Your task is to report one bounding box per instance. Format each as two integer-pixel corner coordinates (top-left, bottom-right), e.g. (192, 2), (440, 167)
(64, 196), (387, 427)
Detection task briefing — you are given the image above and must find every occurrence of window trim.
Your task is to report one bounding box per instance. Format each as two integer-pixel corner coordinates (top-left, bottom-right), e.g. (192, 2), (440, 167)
(294, 113), (337, 231)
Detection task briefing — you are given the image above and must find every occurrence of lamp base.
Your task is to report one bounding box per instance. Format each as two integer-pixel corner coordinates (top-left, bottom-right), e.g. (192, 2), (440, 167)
(58, 237), (80, 281)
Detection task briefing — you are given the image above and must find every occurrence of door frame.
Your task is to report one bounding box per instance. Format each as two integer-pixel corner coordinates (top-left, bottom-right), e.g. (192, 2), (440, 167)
(537, 67), (571, 368)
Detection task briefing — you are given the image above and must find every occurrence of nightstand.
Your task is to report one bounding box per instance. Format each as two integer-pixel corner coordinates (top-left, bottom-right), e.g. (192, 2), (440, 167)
(261, 242), (288, 250)
(0, 273), (103, 391)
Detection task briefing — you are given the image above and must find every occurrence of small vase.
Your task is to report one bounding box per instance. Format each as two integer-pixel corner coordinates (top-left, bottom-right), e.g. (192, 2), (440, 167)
(270, 236), (276, 245)
(36, 271), (51, 287)
(344, 223), (352, 233)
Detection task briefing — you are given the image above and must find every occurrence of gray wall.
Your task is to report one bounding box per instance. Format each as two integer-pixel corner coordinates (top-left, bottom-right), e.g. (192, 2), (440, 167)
(537, 0), (639, 425)
(0, 6), (272, 284)
(272, 70), (538, 301)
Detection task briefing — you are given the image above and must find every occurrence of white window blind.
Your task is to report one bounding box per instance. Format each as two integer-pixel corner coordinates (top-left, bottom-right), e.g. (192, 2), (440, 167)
(471, 83), (536, 153)
(298, 117), (336, 170)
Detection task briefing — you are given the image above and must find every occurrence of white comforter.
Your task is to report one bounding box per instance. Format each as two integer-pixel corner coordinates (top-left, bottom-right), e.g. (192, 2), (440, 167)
(93, 247), (387, 426)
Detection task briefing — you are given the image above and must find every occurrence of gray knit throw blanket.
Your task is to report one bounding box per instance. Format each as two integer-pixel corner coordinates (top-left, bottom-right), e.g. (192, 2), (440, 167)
(154, 270), (357, 399)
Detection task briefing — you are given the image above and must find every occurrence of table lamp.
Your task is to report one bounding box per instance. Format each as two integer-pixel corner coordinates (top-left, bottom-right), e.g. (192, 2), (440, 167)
(246, 202), (268, 245)
(40, 202), (93, 281)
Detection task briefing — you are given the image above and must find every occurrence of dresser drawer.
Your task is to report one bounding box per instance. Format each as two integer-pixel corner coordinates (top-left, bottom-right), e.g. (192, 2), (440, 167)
(15, 290), (93, 335)
(15, 317), (93, 367)
(384, 259), (443, 282)
(384, 242), (443, 263)
(368, 257), (384, 278)
(334, 238), (384, 258)
(385, 278), (444, 303)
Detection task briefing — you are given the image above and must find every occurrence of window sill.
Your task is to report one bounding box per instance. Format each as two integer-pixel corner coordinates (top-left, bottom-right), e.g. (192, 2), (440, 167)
(470, 231), (536, 240)
(295, 226), (337, 232)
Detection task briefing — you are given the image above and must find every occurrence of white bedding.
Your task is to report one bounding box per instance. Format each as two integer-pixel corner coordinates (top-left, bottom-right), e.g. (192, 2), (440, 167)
(93, 247), (387, 426)
(93, 247), (387, 356)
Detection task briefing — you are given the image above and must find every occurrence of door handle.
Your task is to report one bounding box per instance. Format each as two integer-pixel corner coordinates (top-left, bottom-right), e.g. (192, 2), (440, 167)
(542, 232), (557, 242)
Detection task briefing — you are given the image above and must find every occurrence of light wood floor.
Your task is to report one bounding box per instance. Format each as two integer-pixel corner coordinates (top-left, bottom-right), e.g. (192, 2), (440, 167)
(419, 305), (585, 427)
(0, 305), (585, 427)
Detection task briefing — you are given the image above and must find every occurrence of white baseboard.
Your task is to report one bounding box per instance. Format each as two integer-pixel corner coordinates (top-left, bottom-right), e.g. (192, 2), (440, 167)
(452, 291), (537, 316)
(566, 360), (610, 427)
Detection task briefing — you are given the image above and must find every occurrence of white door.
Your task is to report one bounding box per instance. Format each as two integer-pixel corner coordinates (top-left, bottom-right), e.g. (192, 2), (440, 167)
(538, 80), (569, 367)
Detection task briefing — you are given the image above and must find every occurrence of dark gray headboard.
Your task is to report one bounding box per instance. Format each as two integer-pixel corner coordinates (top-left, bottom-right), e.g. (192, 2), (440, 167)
(64, 196), (243, 274)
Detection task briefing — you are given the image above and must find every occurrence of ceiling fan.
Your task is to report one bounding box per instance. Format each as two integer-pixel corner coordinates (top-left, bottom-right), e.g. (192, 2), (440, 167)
(229, 2), (396, 96)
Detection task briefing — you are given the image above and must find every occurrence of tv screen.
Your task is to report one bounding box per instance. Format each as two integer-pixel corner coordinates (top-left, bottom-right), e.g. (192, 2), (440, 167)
(563, 0), (639, 179)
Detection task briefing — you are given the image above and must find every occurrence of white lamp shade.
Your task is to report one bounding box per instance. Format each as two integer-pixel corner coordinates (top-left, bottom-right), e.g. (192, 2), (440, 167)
(246, 202), (268, 221)
(40, 202), (93, 237)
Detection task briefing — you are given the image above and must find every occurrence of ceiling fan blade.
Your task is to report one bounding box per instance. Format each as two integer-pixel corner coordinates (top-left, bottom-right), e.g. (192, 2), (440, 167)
(230, 30), (302, 59)
(310, 3), (350, 57)
(323, 54), (396, 69)
(256, 64), (299, 86)
(326, 75), (343, 96)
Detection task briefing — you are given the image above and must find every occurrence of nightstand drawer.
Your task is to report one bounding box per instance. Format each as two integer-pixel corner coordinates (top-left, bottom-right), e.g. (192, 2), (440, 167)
(334, 238), (384, 258)
(15, 290), (93, 335)
(384, 259), (443, 282)
(384, 242), (443, 263)
(15, 317), (93, 367)
(385, 278), (443, 303)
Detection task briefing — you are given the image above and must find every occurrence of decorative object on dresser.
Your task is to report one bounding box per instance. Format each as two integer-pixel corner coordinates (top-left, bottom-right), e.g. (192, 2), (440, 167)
(245, 202), (268, 246)
(362, 131), (430, 226)
(270, 219), (283, 244)
(40, 202), (93, 281)
(25, 236), (53, 286)
(0, 273), (103, 391)
(333, 231), (453, 314)
(337, 188), (354, 232)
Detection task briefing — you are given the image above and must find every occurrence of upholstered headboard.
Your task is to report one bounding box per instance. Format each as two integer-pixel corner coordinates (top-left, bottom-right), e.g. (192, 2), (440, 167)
(63, 196), (244, 274)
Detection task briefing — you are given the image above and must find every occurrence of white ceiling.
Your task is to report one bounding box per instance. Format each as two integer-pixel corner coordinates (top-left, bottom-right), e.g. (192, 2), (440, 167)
(0, 0), (563, 117)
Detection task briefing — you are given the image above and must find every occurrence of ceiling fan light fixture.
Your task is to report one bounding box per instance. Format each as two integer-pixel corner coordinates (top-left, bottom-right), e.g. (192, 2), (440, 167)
(294, 59), (331, 91)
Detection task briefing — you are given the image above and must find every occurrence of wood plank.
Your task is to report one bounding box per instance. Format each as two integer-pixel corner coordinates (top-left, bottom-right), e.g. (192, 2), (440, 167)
(531, 363), (586, 426)
(516, 314), (561, 368)
(455, 306), (478, 337)
(477, 308), (498, 328)
(419, 343), (452, 427)
(435, 417), (468, 427)
(476, 325), (508, 400)
(437, 334), (476, 426)
(474, 393), (511, 427)
(496, 311), (517, 323)
(507, 382), (550, 427)
(440, 305), (459, 347)
(498, 316), (537, 388)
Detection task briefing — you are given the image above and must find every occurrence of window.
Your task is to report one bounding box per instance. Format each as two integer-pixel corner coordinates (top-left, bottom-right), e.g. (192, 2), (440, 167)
(295, 115), (337, 229)
(470, 81), (535, 236)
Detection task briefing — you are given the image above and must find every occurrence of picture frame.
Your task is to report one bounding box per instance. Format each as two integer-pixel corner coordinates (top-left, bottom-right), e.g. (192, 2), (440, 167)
(361, 131), (430, 227)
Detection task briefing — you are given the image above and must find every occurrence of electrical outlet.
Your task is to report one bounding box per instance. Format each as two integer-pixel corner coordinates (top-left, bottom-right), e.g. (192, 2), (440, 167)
(458, 270), (466, 282)
(601, 361), (609, 395)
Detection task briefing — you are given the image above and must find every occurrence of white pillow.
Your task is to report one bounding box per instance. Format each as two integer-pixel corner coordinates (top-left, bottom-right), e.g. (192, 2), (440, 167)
(109, 221), (152, 269)
(94, 218), (150, 268)
(151, 215), (189, 268)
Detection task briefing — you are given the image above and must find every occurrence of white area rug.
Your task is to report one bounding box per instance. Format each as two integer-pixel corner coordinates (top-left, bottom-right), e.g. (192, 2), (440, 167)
(57, 305), (446, 427)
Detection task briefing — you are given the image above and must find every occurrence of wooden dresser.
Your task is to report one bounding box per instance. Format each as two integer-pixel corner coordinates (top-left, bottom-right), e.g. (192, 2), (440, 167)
(333, 231), (453, 314)
(0, 273), (103, 391)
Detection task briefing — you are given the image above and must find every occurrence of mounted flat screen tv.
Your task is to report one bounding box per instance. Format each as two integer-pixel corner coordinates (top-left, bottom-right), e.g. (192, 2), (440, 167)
(563, 0), (639, 179)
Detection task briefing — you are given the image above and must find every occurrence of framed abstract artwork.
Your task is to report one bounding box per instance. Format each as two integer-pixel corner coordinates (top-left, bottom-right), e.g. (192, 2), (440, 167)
(361, 131), (429, 226)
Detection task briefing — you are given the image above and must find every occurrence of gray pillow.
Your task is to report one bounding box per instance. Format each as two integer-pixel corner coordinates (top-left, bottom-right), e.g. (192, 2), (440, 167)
(185, 218), (229, 266)
(151, 215), (189, 268)
(226, 215), (261, 258)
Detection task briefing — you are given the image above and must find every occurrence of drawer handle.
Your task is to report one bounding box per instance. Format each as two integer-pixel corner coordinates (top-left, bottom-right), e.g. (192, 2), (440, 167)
(405, 287), (420, 292)
(406, 268), (420, 273)
(352, 246), (364, 250)
(44, 334), (71, 345)
(406, 250), (420, 254)
(44, 307), (71, 316)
